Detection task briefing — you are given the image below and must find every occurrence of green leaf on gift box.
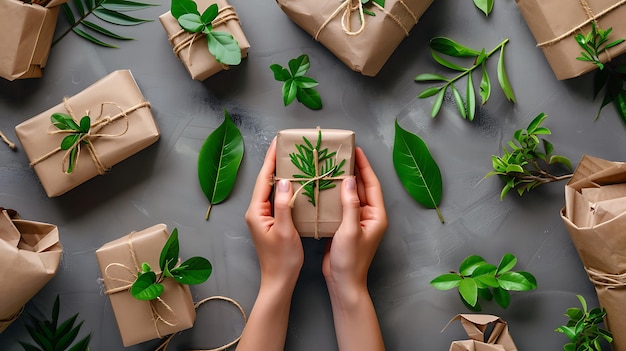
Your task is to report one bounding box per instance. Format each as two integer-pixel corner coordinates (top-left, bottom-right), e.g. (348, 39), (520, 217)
(160, 228), (180, 272)
(198, 109), (244, 220)
(131, 271), (164, 300)
(207, 31), (242, 65)
(171, 0), (197, 19)
(170, 257), (212, 284)
(270, 54), (323, 110)
(392, 120), (444, 223)
(556, 295), (612, 351)
(472, 0), (494, 16)
(360, 0), (385, 16)
(50, 114), (91, 174)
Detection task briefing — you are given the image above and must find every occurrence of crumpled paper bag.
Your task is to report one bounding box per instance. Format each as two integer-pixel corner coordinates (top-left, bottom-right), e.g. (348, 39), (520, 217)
(0, 210), (62, 333)
(445, 314), (517, 351)
(561, 155), (626, 351)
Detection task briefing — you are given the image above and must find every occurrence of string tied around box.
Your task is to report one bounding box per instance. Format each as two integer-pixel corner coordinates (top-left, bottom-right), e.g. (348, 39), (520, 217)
(586, 266), (626, 288)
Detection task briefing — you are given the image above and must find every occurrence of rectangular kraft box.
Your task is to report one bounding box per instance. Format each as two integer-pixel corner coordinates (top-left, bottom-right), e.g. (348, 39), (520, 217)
(276, 129), (355, 238)
(276, 0), (433, 77)
(159, 0), (250, 81)
(15, 70), (160, 197)
(516, 0), (626, 80)
(96, 224), (196, 346)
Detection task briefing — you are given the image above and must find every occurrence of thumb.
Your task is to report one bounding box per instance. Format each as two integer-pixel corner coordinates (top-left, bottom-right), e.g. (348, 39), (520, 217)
(340, 177), (361, 227)
(274, 179), (295, 230)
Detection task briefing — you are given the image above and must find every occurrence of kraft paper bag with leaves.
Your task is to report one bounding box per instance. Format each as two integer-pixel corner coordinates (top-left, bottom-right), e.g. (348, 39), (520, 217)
(96, 224), (196, 347)
(14, 70), (159, 197)
(0, 210), (62, 333)
(276, 0), (433, 77)
(561, 155), (626, 351)
(516, 0), (626, 80)
(275, 128), (355, 239)
(159, 0), (250, 81)
(445, 314), (518, 351)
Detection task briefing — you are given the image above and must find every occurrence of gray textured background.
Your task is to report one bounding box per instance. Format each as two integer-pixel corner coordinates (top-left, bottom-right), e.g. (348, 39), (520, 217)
(1, 0), (624, 349)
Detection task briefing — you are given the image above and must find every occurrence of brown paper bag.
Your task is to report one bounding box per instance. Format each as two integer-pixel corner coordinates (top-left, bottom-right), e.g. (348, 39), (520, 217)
(0, 210), (62, 333)
(516, 0), (626, 80)
(96, 224), (196, 346)
(561, 155), (626, 351)
(275, 128), (355, 238)
(276, 0), (433, 76)
(159, 0), (250, 81)
(14, 70), (160, 197)
(446, 314), (518, 351)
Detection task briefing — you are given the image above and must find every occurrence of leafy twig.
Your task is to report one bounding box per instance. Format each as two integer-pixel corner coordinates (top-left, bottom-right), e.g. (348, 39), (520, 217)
(555, 295), (613, 351)
(472, 0), (494, 16)
(270, 54), (323, 110)
(51, 113), (92, 174)
(575, 22), (624, 70)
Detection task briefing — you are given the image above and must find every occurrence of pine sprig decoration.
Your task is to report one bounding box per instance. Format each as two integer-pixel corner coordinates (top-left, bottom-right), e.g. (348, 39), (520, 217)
(575, 22), (625, 70)
(290, 130), (346, 206)
(555, 295), (613, 351)
(19, 295), (91, 351)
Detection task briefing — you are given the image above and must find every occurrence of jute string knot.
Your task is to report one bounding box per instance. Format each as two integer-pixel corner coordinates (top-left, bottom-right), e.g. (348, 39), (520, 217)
(586, 266), (626, 288)
(314, 0), (417, 40)
(29, 98), (151, 175)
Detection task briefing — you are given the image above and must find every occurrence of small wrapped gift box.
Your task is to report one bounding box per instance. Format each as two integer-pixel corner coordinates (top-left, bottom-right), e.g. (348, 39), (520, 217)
(516, 0), (626, 80)
(276, 0), (433, 77)
(446, 314), (517, 351)
(96, 224), (196, 347)
(159, 0), (250, 81)
(0, 210), (62, 333)
(276, 128), (355, 239)
(0, 0), (68, 81)
(15, 70), (159, 197)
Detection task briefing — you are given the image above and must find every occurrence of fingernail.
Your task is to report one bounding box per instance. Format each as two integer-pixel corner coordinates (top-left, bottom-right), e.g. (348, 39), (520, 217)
(345, 177), (356, 190)
(277, 179), (290, 192)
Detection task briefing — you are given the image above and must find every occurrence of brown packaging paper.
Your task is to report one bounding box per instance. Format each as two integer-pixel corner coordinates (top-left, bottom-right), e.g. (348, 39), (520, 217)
(446, 314), (518, 351)
(96, 224), (196, 347)
(159, 0), (250, 81)
(0, 210), (62, 333)
(561, 155), (626, 351)
(14, 70), (160, 197)
(516, 0), (626, 80)
(0, 0), (70, 81)
(276, 128), (355, 238)
(276, 0), (433, 77)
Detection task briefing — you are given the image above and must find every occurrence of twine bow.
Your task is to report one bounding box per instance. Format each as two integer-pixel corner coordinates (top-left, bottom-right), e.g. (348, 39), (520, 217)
(586, 266), (626, 288)
(29, 99), (151, 174)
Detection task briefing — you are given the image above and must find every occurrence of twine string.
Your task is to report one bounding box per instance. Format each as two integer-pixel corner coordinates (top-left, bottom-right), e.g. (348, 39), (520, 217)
(0, 129), (16, 150)
(586, 267), (626, 288)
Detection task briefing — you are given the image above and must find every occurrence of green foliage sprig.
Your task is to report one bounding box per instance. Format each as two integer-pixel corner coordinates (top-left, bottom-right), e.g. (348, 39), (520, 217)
(172, 0), (241, 65)
(131, 228), (212, 301)
(486, 113), (572, 199)
(361, 0), (385, 16)
(51, 113), (92, 174)
(575, 23), (624, 70)
(56, 0), (157, 48)
(415, 37), (516, 120)
(270, 54), (323, 110)
(290, 130), (345, 206)
(556, 295), (613, 351)
(430, 253), (537, 311)
(19, 295), (91, 351)
(472, 0), (493, 16)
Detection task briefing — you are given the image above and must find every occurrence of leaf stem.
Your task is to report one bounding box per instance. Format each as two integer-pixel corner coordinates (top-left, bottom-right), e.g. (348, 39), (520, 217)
(205, 203), (212, 220)
(52, 4), (99, 47)
(435, 206), (445, 223)
(0, 129), (16, 150)
(440, 39), (509, 91)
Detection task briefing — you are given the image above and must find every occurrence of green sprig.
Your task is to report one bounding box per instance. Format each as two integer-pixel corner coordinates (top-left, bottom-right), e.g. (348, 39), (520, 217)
(575, 22), (624, 70)
(270, 54), (323, 110)
(50, 113), (92, 174)
(361, 0), (385, 16)
(555, 295), (613, 351)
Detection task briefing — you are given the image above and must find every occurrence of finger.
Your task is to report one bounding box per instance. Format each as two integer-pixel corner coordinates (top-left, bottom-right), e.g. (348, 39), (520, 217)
(273, 179), (296, 233)
(339, 176), (361, 231)
(355, 147), (385, 210)
(249, 138), (277, 206)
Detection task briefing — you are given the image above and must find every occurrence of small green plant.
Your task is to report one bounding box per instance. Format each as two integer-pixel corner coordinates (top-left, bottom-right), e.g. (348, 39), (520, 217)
(415, 37), (516, 120)
(130, 228), (212, 301)
(289, 129), (345, 206)
(486, 113), (572, 200)
(50, 113), (92, 174)
(19, 295), (91, 351)
(575, 22), (624, 70)
(555, 295), (613, 351)
(270, 54), (323, 110)
(430, 253), (537, 311)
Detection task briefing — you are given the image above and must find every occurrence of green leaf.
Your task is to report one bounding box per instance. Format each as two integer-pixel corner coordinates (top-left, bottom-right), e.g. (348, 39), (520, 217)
(466, 71), (476, 121)
(171, 0), (198, 19)
(497, 45), (517, 103)
(68, 335), (91, 351)
(81, 20), (133, 40)
(101, 0), (158, 12)
(479, 62), (491, 105)
(414, 73), (449, 82)
(200, 3), (218, 24)
(549, 155), (573, 169)
(131, 272), (164, 300)
(93, 8), (151, 25)
(62, 3), (76, 24)
(296, 87), (323, 110)
(473, 0), (494, 16)
(178, 13), (204, 32)
(459, 255), (486, 276)
(392, 121), (444, 223)
(493, 287), (510, 308)
(79, 116), (91, 133)
(56, 320), (83, 350)
(451, 84), (466, 119)
(289, 54), (311, 77)
(51, 113), (80, 131)
(527, 112), (547, 133)
(72, 27), (118, 48)
(430, 50), (467, 71)
(430, 273), (462, 290)
(73, 0), (85, 16)
(496, 253), (517, 274)
(430, 37), (481, 57)
(283, 79), (298, 106)
(418, 86), (443, 99)
(294, 76), (319, 89)
(459, 277), (478, 307)
(270, 64), (290, 82)
(431, 88), (446, 118)
(170, 257), (212, 284)
(498, 271), (537, 291)
(61, 134), (80, 150)
(197, 109), (244, 220)
(206, 31), (241, 65)
(159, 228), (180, 272)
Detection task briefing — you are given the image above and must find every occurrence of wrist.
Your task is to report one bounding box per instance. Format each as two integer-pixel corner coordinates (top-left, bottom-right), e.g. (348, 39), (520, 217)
(326, 278), (370, 310)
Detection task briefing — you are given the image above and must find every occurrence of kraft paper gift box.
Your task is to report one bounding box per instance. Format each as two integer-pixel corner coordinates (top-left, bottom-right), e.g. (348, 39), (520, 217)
(516, 0), (626, 80)
(275, 128), (355, 239)
(15, 70), (159, 197)
(561, 155), (626, 351)
(0, 210), (62, 333)
(446, 314), (518, 351)
(96, 224), (196, 346)
(276, 0), (433, 77)
(159, 0), (250, 81)
(0, 0), (69, 81)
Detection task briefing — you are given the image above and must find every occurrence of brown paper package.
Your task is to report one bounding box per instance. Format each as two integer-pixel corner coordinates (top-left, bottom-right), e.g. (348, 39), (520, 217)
(276, 0), (433, 77)
(14, 70), (160, 197)
(0, 210), (62, 333)
(446, 314), (518, 351)
(561, 155), (626, 351)
(159, 0), (250, 81)
(516, 0), (626, 80)
(95, 224), (196, 347)
(276, 129), (355, 238)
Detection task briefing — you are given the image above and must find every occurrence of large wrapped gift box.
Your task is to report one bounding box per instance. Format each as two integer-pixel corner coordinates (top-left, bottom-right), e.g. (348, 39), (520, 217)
(0, 0), (68, 81)
(159, 0), (250, 81)
(0, 210), (62, 333)
(96, 224), (196, 346)
(446, 314), (517, 351)
(276, 0), (433, 77)
(276, 128), (355, 238)
(15, 70), (159, 197)
(561, 155), (626, 351)
(516, 0), (626, 80)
